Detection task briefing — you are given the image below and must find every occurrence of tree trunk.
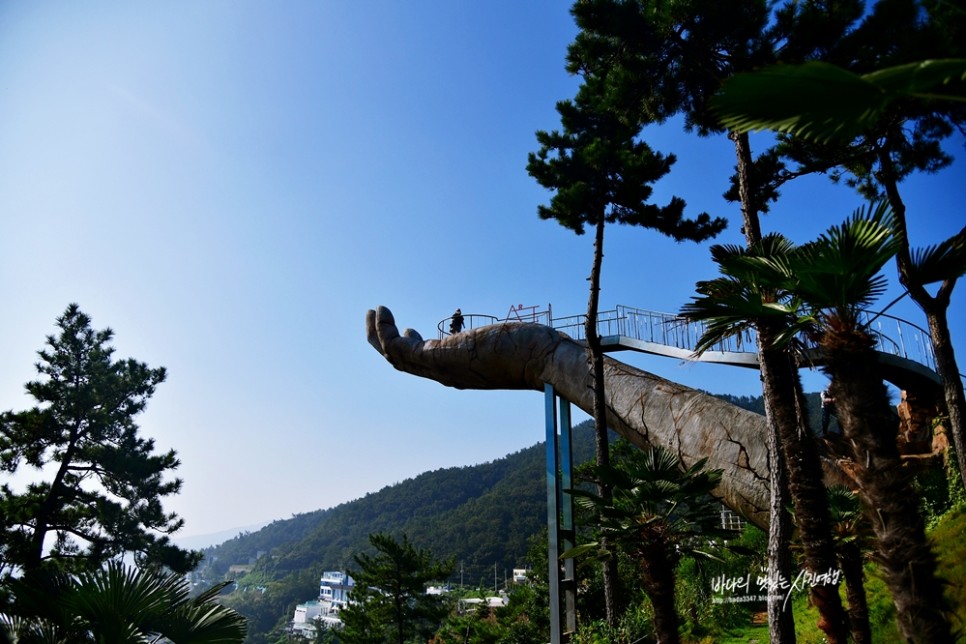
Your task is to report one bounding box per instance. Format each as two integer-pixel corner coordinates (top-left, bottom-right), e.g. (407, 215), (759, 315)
(733, 128), (850, 641)
(877, 144), (966, 492)
(586, 216), (620, 625)
(839, 542), (872, 644)
(759, 343), (848, 642)
(733, 130), (794, 642)
(641, 547), (681, 644)
(26, 426), (82, 571)
(764, 426), (796, 643)
(925, 304), (966, 491)
(758, 346), (797, 643)
(731, 131), (762, 247)
(823, 328), (953, 642)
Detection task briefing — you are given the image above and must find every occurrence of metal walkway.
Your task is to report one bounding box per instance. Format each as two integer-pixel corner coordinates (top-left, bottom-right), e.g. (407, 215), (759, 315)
(441, 303), (941, 392)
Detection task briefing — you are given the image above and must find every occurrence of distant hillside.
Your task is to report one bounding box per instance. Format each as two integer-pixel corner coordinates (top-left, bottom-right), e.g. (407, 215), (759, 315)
(200, 392), (794, 579)
(201, 393), (800, 639)
(202, 420), (597, 586)
(200, 420), (600, 638)
(174, 523), (271, 551)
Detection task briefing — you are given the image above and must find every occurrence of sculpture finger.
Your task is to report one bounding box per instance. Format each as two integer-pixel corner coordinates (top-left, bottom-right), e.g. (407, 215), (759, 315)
(366, 308), (385, 355)
(402, 328), (424, 342)
(368, 305), (429, 371)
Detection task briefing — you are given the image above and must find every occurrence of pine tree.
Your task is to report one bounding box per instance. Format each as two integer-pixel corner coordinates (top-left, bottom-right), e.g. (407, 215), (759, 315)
(528, 74), (725, 626)
(0, 304), (199, 578)
(339, 532), (454, 644)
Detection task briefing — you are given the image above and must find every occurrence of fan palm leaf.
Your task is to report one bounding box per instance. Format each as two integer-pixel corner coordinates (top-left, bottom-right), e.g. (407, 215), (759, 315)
(907, 228), (966, 286)
(786, 201), (897, 322)
(0, 563), (245, 643)
(682, 233), (802, 354)
(565, 446), (726, 561)
(711, 59), (966, 143)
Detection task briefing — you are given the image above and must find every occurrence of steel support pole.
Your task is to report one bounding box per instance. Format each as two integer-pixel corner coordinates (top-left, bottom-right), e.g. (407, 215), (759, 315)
(545, 384), (576, 643)
(559, 396), (576, 635)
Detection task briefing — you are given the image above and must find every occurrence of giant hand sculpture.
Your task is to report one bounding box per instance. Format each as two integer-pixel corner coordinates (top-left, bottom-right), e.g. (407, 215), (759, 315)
(367, 306), (770, 528)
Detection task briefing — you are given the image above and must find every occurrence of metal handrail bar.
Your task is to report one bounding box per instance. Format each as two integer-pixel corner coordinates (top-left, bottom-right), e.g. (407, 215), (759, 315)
(550, 304), (936, 371)
(438, 314), (500, 339)
(438, 305), (554, 339)
(437, 303), (936, 373)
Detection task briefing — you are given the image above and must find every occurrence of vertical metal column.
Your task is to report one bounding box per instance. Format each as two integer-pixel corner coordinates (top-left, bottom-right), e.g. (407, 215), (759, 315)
(559, 396), (577, 636)
(545, 384), (576, 643)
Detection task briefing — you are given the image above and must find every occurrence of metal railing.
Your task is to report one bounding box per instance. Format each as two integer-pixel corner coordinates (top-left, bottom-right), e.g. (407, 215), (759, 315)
(551, 304), (935, 371)
(438, 303), (937, 373)
(437, 314), (500, 338)
(438, 304), (553, 339)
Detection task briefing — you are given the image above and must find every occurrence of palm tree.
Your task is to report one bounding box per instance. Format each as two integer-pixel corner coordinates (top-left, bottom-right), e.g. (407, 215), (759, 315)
(0, 561), (247, 643)
(711, 57), (966, 501)
(758, 203), (954, 642)
(682, 235), (849, 642)
(565, 445), (728, 644)
(826, 486), (874, 644)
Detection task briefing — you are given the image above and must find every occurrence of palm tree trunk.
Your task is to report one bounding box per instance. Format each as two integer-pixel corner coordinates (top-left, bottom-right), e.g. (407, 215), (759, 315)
(823, 328), (953, 642)
(758, 342), (848, 642)
(641, 547), (681, 644)
(586, 216), (620, 626)
(839, 542), (872, 644)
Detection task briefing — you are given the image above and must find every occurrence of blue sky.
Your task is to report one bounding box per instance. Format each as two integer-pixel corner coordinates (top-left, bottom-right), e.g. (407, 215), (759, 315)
(1, 2), (963, 538)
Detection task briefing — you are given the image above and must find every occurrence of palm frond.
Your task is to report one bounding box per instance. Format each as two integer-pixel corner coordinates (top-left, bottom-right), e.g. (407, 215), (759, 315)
(711, 62), (887, 142)
(863, 59), (966, 100)
(683, 234), (801, 355)
(787, 201), (898, 314)
(908, 227), (966, 285)
(711, 59), (966, 143)
(559, 542), (606, 561)
(2, 564), (246, 643)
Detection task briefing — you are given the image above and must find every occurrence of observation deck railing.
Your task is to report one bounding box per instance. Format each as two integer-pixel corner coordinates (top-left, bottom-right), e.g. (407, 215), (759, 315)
(440, 303), (936, 373)
(437, 304), (552, 338)
(552, 304), (937, 372)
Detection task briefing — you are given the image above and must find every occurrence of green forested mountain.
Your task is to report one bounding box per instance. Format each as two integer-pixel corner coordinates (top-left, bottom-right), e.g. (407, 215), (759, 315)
(202, 394), (793, 640)
(201, 420), (600, 638)
(204, 421), (597, 585)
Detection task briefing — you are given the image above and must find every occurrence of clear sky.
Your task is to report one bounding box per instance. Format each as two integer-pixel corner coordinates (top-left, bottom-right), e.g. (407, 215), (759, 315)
(1, 2), (963, 539)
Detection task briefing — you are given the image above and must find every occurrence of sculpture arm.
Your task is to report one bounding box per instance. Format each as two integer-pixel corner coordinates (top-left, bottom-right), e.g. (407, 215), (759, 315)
(367, 305), (770, 527)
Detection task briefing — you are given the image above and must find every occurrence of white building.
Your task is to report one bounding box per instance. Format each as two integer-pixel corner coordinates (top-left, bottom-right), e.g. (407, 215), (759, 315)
(291, 600), (324, 639)
(294, 600), (323, 623)
(319, 570), (354, 609)
(290, 571), (356, 639)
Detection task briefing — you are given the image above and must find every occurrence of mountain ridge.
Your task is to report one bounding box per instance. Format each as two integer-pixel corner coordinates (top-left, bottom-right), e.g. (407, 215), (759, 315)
(201, 393), (773, 638)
